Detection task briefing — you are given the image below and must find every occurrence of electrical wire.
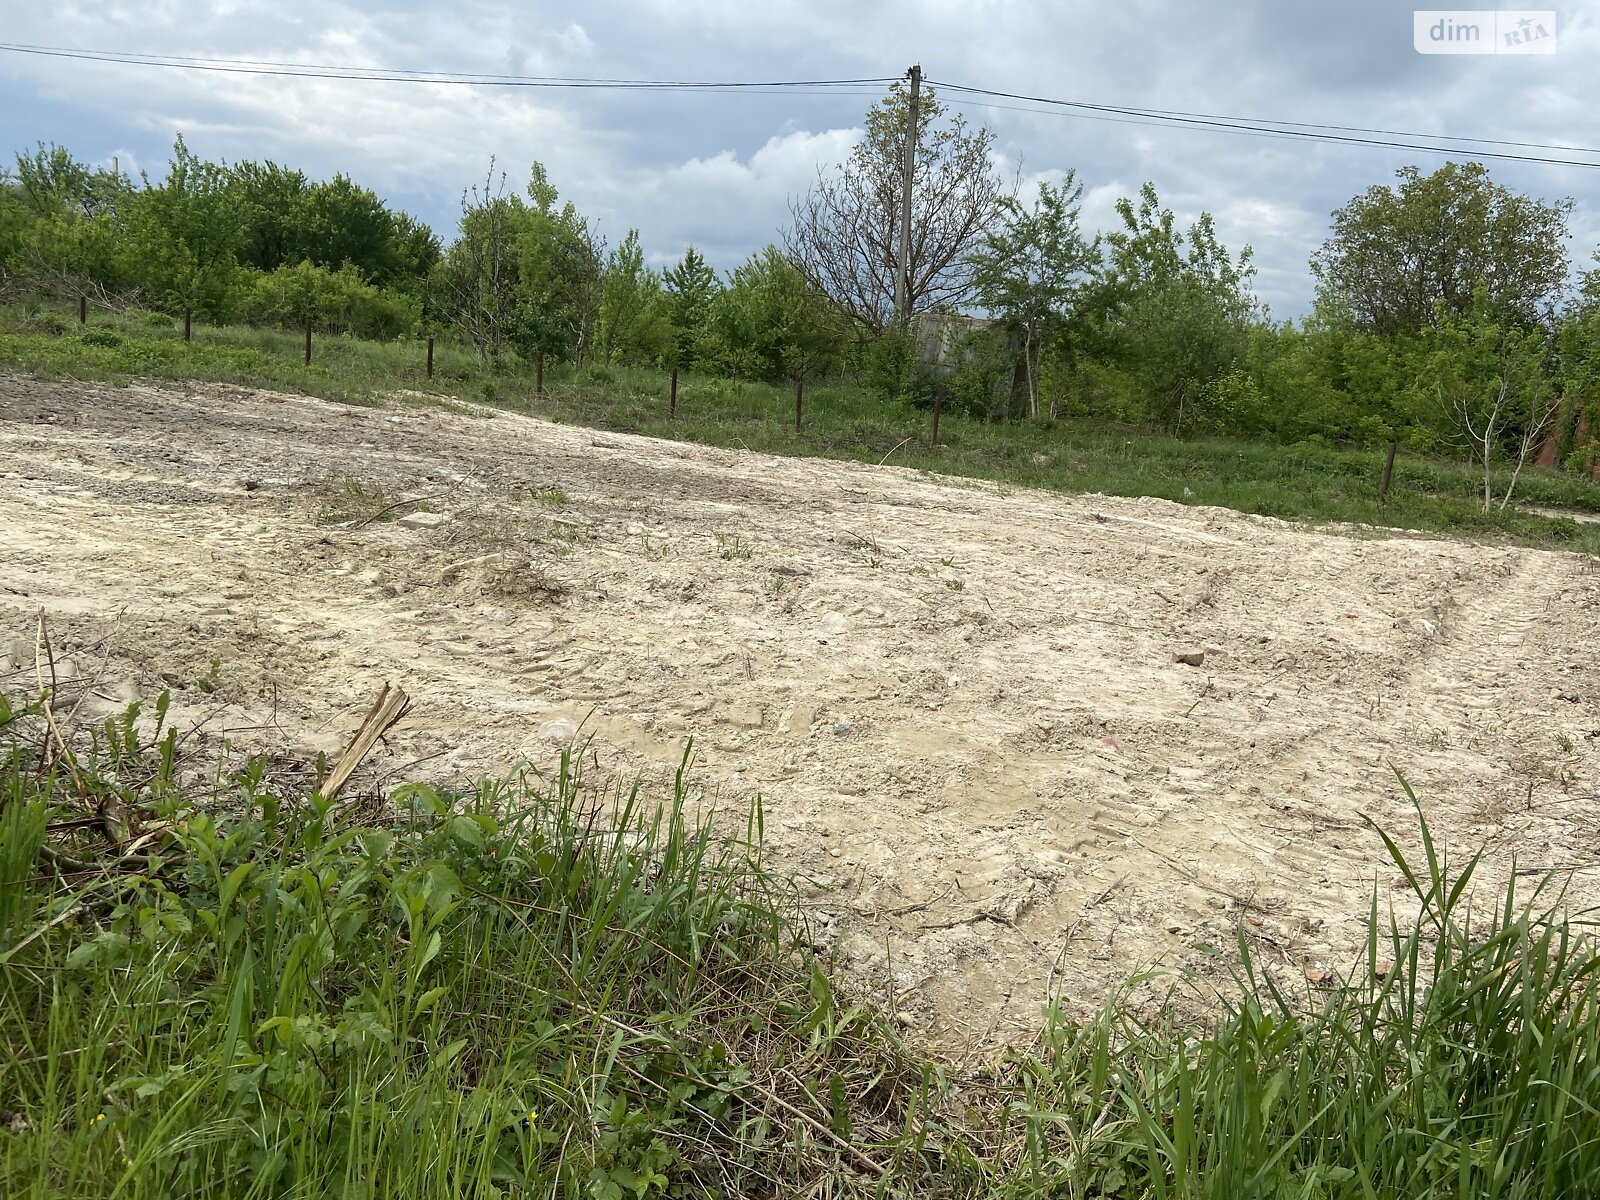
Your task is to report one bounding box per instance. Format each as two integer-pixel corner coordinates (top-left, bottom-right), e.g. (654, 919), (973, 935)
(927, 79), (1600, 169)
(0, 42), (896, 91)
(4, 41), (1598, 169)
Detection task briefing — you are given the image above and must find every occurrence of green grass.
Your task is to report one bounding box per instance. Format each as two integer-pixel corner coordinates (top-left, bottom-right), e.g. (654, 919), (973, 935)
(4, 303), (1600, 556)
(6, 681), (1600, 1198)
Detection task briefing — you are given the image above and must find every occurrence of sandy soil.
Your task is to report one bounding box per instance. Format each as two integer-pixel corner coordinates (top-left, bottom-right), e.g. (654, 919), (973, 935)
(4, 375), (1599, 1046)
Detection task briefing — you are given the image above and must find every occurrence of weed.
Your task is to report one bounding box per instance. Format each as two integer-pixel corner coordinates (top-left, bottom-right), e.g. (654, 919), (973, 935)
(716, 532), (753, 561)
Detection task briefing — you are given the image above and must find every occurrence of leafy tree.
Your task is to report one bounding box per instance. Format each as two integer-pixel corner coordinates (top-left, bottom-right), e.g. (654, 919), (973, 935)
(968, 173), (1097, 418)
(1574, 250), (1600, 318)
(509, 163), (603, 364)
(123, 135), (245, 318)
(1312, 162), (1573, 335)
(712, 246), (840, 382)
(594, 230), (672, 366)
(786, 81), (1011, 333)
(663, 246), (720, 370)
(433, 162), (522, 360)
(232, 161), (439, 291)
(1090, 183), (1258, 430)
(241, 260), (420, 339)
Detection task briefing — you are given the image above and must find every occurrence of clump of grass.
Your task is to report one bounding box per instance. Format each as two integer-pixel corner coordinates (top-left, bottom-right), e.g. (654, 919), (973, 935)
(999, 776), (1600, 1198)
(0, 691), (950, 1199)
(716, 532), (753, 561)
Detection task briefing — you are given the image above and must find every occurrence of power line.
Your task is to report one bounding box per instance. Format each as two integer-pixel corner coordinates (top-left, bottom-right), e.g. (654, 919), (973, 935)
(0, 43), (896, 91)
(928, 79), (1600, 170)
(4, 41), (1599, 170)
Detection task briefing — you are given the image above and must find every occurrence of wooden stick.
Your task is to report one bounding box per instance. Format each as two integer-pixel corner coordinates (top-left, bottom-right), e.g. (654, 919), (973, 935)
(321, 683), (412, 801)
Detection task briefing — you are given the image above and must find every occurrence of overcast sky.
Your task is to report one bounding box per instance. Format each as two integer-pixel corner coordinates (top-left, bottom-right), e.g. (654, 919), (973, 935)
(3, 1), (1598, 317)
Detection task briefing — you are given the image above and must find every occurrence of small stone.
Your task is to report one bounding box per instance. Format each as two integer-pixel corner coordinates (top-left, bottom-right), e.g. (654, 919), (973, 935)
(895, 1011), (917, 1028)
(819, 612), (848, 637)
(1374, 959), (1394, 979)
(1305, 967), (1335, 988)
(397, 510), (448, 531)
(1175, 648), (1206, 667)
(537, 718), (579, 747)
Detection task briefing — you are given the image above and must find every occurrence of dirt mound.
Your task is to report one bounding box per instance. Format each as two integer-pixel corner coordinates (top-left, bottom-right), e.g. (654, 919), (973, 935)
(4, 375), (1598, 1045)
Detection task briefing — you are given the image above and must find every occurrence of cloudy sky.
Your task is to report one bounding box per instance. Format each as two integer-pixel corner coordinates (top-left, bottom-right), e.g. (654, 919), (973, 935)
(2, 1), (1598, 316)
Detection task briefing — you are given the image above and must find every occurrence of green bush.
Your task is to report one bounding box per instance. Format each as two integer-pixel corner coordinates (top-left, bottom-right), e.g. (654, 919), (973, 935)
(240, 260), (421, 341)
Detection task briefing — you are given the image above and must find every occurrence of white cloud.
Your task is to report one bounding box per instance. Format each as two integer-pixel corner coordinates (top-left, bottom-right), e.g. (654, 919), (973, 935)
(3, 0), (1599, 314)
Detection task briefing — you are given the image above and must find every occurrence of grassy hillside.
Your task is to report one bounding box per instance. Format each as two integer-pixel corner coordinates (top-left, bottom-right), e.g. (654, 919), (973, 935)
(5, 303), (1600, 555)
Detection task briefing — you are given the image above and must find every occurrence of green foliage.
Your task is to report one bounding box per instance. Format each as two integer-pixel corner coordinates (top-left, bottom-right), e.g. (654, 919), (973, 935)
(1416, 294), (1557, 510)
(967, 174), (1097, 418)
(242, 260), (421, 340)
(862, 319), (928, 405)
(1313, 162), (1574, 334)
(0, 699), (937, 1199)
(662, 245), (720, 371)
(946, 326), (1017, 421)
(1, 139), (439, 334)
(594, 230), (673, 367)
(1087, 183), (1258, 431)
(507, 163), (603, 363)
(232, 161), (440, 289)
(7, 691), (1600, 1197)
(711, 246), (842, 382)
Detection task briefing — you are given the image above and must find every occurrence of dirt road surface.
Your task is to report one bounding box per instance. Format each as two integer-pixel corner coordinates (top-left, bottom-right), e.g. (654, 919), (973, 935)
(4, 376), (1599, 1045)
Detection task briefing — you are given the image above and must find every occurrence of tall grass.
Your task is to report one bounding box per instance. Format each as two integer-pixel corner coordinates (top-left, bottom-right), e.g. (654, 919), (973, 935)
(5, 683), (1600, 1197)
(0, 693), (946, 1198)
(4, 302), (1600, 553)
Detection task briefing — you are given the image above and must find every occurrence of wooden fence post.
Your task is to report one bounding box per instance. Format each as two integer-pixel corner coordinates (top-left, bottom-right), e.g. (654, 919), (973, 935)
(426, 336), (434, 379)
(536, 351), (545, 399)
(304, 321), (312, 365)
(183, 305), (192, 342)
(1379, 440), (1398, 507)
(670, 367), (678, 417)
(931, 388), (943, 448)
(794, 378), (803, 432)
(78, 296), (86, 325)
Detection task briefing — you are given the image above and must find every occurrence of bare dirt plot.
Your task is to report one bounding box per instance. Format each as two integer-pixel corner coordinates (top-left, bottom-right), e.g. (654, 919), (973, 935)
(4, 375), (1599, 1046)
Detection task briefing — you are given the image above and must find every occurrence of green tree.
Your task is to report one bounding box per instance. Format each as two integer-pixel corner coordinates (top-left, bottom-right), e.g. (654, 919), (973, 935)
(1090, 183), (1258, 431)
(433, 162), (522, 359)
(968, 173), (1097, 418)
(123, 135), (245, 318)
(508, 163), (603, 364)
(594, 230), (672, 366)
(663, 246), (719, 370)
(1312, 162), (1573, 335)
(712, 246), (840, 382)
(1418, 292), (1557, 511)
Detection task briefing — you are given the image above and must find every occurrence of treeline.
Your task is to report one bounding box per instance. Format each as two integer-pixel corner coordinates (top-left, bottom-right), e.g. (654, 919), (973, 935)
(0, 138), (436, 339)
(5, 83), (1600, 501)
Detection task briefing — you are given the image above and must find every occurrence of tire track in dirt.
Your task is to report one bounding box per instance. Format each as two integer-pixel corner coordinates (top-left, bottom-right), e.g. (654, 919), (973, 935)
(4, 375), (1599, 1045)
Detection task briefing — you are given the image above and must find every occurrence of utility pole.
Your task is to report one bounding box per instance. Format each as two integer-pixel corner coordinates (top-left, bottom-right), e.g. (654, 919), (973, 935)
(894, 63), (921, 326)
